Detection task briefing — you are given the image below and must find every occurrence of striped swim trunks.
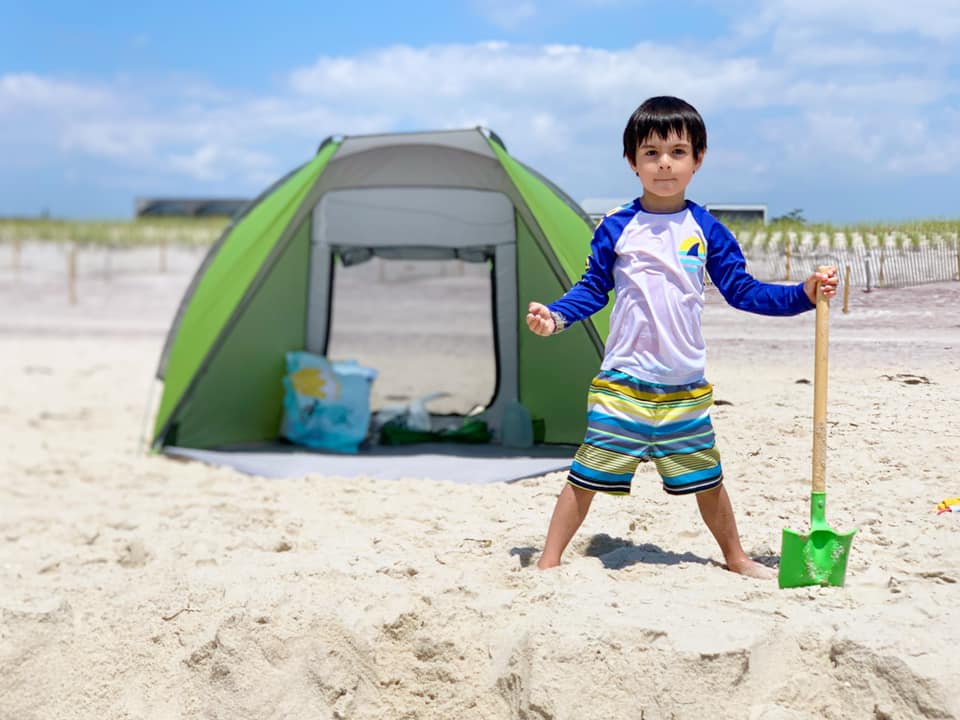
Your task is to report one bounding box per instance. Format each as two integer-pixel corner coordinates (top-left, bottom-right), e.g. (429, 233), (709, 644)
(568, 369), (723, 496)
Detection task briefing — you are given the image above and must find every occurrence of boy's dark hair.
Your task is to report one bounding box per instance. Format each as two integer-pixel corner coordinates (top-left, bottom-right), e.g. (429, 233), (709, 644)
(622, 96), (707, 162)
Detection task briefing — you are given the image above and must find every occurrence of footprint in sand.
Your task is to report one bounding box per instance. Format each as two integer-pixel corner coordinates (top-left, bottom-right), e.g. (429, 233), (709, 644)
(117, 539), (151, 568)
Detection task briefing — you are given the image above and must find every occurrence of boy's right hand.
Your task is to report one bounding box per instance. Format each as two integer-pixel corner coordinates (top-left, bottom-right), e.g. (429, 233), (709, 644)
(526, 302), (556, 336)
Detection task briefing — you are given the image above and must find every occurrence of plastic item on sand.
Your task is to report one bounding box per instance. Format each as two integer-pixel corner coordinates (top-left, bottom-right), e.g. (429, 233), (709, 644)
(501, 400), (534, 449)
(936, 497), (960, 514)
(373, 393), (493, 446)
(379, 417), (491, 446)
(779, 271), (857, 589)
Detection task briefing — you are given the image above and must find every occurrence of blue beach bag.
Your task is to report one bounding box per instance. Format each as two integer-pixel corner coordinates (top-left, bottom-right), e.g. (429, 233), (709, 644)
(280, 352), (378, 453)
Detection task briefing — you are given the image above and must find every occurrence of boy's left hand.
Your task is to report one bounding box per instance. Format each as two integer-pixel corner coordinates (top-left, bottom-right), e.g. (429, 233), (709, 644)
(803, 266), (839, 306)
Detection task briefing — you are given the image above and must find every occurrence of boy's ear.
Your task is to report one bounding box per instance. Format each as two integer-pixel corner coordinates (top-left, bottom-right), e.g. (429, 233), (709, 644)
(694, 149), (706, 172)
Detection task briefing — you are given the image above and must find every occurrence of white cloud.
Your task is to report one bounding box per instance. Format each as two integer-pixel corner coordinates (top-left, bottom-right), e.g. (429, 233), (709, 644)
(0, 73), (320, 188)
(0, 73), (113, 112)
(469, 0), (631, 30)
(782, 75), (946, 108)
(470, 0), (538, 30)
(819, 0), (958, 39)
(735, 0), (960, 41)
(282, 40), (958, 187)
(1, 20), (957, 220)
(61, 121), (154, 161)
(168, 143), (275, 182)
(288, 43), (780, 118)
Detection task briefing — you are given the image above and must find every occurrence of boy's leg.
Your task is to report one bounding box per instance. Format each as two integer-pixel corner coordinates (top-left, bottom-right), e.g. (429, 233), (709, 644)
(537, 483), (595, 569)
(538, 369), (639, 570)
(695, 485), (776, 579)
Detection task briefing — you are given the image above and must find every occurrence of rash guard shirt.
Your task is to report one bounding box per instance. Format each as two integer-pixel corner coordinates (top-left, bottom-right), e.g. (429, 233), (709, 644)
(547, 199), (813, 385)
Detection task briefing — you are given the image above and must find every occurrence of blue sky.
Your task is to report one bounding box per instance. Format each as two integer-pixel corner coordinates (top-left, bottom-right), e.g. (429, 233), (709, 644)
(2, 0), (959, 223)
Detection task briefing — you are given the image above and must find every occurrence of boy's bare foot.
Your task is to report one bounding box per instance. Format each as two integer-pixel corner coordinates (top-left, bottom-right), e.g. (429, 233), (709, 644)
(536, 557), (560, 570)
(726, 557), (777, 580)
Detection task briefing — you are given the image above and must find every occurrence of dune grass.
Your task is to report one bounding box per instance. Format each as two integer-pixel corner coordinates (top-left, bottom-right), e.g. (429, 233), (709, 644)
(726, 219), (959, 251)
(0, 216), (957, 253)
(0, 217), (231, 247)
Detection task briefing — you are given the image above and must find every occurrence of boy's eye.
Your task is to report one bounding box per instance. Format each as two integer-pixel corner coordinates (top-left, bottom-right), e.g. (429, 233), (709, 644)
(672, 148), (687, 156)
(644, 150), (658, 157)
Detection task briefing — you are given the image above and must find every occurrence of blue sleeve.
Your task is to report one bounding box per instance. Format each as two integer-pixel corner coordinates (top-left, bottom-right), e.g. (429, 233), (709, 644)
(693, 206), (813, 316)
(546, 209), (629, 325)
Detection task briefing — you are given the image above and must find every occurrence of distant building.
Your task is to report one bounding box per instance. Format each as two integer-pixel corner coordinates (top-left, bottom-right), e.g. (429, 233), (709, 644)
(135, 197), (249, 218)
(703, 203), (767, 225)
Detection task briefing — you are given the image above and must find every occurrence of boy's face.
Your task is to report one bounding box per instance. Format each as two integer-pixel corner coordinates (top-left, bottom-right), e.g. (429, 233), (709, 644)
(628, 130), (703, 211)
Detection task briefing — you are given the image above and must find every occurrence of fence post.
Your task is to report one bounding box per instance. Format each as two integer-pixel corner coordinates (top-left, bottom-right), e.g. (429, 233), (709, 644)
(784, 235), (791, 281)
(956, 235), (959, 280)
(878, 248), (885, 288)
(864, 249), (872, 293)
(843, 265), (851, 313)
(67, 244), (78, 305)
(159, 237), (167, 273)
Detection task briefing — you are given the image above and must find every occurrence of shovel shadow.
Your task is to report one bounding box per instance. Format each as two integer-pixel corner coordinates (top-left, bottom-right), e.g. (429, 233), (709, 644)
(582, 533), (717, 570)
(753, 553), (781, 570)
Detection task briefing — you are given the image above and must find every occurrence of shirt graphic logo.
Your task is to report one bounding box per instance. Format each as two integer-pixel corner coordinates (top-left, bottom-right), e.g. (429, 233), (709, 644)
(678, 235), (706, 272)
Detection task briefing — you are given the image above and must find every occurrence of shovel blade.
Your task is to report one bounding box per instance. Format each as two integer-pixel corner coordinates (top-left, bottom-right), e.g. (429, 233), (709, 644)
(778, 526), (856, 588)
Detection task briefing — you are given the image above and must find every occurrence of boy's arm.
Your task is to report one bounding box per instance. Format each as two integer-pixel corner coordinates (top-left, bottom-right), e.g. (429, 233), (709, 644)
(542, 219), (618, 332)
(703, 217), (813, 316)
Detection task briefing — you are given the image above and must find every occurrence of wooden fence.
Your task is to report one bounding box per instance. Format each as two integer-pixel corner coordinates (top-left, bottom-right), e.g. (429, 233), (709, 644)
(3, 227), (959, 306)
(733, 230), (960, 289)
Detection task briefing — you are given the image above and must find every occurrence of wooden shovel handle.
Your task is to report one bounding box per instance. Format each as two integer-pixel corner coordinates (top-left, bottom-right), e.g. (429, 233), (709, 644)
(812, 267), (830, 493)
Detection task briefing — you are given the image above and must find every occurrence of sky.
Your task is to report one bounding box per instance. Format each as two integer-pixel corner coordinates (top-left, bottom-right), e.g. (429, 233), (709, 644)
(1, 0), (959, 224)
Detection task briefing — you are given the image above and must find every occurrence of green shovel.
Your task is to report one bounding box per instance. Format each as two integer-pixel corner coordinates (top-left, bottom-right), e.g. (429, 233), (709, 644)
(779, 269), (857, 589)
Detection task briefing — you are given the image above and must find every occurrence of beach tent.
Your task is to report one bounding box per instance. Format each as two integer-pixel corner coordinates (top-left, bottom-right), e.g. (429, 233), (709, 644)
(150, 128), (610, 458)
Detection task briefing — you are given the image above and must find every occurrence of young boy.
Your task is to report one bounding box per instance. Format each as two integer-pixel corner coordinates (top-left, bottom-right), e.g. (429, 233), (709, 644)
(526, 96), (838, 579)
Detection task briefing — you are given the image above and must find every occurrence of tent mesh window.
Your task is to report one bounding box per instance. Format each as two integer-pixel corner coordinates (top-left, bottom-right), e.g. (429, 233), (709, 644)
(325, 256), (497, 418)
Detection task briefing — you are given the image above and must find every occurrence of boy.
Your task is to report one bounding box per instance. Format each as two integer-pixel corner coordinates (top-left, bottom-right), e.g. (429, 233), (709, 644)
(526, 96), (837, 578)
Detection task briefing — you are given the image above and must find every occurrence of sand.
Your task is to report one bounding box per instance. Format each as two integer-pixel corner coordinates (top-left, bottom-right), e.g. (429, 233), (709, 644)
(1, 243), (959, 720)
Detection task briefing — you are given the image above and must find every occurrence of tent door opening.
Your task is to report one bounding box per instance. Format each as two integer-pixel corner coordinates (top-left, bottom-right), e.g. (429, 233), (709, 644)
(306, 187), (519, 428)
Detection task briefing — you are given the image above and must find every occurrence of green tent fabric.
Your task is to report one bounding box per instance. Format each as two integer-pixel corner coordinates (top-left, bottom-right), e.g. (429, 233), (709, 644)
(152, 128), (609, 452)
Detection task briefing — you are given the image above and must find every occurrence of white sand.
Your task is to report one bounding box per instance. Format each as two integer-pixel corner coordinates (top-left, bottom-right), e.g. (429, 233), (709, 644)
(1, 244), (959, 720)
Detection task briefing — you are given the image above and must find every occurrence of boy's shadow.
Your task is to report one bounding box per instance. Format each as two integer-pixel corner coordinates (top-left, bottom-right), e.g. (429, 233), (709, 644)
(510, 546), (537, 567)
(581, 533), (717, 570)
(509, 535), (779, 570)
